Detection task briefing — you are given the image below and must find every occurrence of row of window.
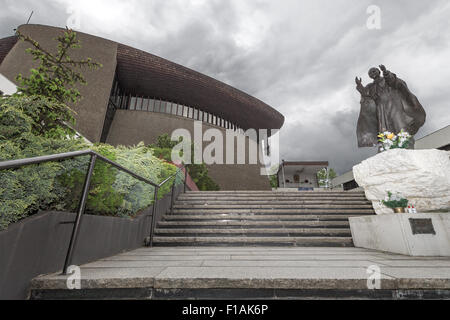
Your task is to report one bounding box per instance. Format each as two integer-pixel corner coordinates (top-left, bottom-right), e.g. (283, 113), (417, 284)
(108, 79), (242, 132)
(105, 78), (271, 155)
(125, 95), (241, 131)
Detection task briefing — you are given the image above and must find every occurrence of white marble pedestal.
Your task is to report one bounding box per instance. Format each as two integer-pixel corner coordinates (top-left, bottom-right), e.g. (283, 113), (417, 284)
(349, 213), (450, 256)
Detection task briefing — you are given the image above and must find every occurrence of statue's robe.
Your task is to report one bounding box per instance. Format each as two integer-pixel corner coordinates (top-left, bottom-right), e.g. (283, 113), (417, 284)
(357, 71), (426, 148)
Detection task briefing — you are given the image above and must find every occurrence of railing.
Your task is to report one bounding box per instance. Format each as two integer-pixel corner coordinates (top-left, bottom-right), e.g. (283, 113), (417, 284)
(0, 150), (188, 274)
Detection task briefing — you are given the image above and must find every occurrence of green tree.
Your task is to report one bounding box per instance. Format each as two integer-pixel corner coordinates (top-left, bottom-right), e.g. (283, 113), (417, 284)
(150, 134), (220, 191)
(15, 28), (102, 104)
(269, 175), (278, 189)
(317, 168), (337, 187)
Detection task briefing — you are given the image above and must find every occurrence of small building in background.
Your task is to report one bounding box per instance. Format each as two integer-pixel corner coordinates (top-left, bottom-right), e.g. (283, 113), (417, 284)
(277, 161), (329, 190)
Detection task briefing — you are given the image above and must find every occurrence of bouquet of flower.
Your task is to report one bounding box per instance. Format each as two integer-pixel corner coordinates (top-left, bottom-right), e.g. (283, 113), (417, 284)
(378, 130), (412, 152)
(382, 191), (409, 209)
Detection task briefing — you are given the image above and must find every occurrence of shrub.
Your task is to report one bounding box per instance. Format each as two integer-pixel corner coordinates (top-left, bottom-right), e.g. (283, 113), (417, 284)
(0, 96), (88, 230)
(0, 96), (180, 229)
(58, 144), (124, 216)
(269, 175), (278, 189)
(150, 134), (220, 191)
(109, 143), (180, 217)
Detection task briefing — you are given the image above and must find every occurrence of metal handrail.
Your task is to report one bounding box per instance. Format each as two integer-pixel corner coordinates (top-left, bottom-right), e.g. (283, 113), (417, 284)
(0, 150), (160, 187)
(158, 164), (186, 188)
(0, 149), (188, 274)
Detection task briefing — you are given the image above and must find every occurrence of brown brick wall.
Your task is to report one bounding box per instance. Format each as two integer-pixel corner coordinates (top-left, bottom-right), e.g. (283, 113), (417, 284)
(106, 110), (272, 190)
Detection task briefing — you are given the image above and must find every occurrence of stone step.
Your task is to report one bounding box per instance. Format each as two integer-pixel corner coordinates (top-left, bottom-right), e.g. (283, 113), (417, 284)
(180, 194), (367, 198)
(185, 191), (365, 195)
(163, 214), (360, 221)
(172, 208), (375, 214)
(157, 220), (350, 228)
(175, 200), (372, 205)
(152, 236), (354, 247)
(173, 204), (374, 209)
(182, 191), (365, 194)
(154, 190), (372, 248)
(176, 198), (369, 203)
(154, 228), (352, 237)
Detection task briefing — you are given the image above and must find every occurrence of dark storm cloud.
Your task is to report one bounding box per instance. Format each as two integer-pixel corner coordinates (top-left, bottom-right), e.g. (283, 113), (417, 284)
(1, 0), (449, 174)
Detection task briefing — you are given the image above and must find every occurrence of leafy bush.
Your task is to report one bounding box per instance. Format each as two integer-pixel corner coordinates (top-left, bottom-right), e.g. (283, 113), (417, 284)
(0, 96), (180, 229)
(317, 168), (337, 187)
(102, 143), (180, 217)
(58, 144), (124, 216)
(0, 96), (88, 230)
(150, 134), (220, 191)
(187, 163), (220, 191)
(269, 175), (278, 189)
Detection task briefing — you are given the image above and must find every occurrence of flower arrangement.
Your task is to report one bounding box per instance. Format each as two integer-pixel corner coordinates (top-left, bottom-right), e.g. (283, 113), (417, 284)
(378, 130), (412, 152)
(382, 191), (409, 210)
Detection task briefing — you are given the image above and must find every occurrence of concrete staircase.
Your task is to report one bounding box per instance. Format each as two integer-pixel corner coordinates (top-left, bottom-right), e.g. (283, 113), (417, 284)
(153, 190), (375, 247)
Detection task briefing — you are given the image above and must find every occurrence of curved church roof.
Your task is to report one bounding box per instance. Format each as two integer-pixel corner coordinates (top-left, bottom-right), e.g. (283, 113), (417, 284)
(0, 25), (284, 130)
(0, 36), (17, 65)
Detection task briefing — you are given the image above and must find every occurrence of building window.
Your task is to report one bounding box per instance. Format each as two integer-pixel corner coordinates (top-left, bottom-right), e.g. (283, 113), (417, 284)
(129, 97), (137, 110)
(120, 93), (246, 130)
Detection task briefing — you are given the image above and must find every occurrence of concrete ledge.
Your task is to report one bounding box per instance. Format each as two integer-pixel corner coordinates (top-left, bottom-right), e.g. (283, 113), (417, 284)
(29, 288), (450, 300)
(350, 213), (450, 256)
(30, 247), (450, 300)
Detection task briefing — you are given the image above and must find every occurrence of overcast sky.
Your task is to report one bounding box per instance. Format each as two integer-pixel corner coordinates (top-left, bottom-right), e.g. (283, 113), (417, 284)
(1, 0), (449, 173)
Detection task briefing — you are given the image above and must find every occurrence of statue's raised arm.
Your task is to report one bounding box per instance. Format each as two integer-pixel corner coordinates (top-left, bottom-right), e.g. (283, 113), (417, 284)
(355, 77), (365, 95)
(379, 65), (397, 87)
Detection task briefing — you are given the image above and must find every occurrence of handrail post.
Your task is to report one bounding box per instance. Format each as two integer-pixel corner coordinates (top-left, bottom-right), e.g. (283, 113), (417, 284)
(170, 181), (175, 216)
(62, 153), (97, 275)
(148, 186), (159, 247)
(184, 165), (188, 193)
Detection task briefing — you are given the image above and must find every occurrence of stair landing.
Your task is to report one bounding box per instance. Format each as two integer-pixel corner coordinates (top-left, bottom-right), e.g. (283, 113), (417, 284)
(30, 247), (450, 300)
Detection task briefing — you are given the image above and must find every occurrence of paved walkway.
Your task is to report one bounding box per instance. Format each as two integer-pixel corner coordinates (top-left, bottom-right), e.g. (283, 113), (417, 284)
(32, 247), (450, 294)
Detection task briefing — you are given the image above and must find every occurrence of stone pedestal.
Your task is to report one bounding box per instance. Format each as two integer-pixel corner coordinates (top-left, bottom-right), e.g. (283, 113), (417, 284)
(349, 213), (450, 256)
(353, 149), (450, 215)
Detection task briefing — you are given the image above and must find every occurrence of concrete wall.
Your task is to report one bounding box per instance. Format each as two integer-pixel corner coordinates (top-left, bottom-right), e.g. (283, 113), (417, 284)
(0, 184), (184, 300)
(106, 110), (271, 190)
(0, 72), (16, 94)
(0, 24), (118, 143)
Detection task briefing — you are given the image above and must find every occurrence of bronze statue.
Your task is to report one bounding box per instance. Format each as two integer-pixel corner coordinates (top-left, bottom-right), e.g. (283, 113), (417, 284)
(355, 65), (426, 148)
